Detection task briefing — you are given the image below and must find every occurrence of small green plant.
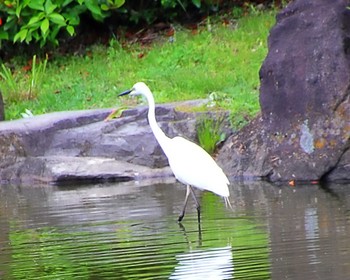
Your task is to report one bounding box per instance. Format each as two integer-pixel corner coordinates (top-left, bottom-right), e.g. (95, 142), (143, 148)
(0, 63), (19, 102)
(29, 54), (48, 99)
(197, 114), (226, 154)
(0, 54), (48, 102)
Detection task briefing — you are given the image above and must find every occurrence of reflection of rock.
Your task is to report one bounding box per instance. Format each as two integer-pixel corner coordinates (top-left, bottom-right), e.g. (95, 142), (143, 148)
(0, 100), (230, 184)
(23, 156), (173, 184)
(170, 246), (233, 280)
(218, 0), (350, 181)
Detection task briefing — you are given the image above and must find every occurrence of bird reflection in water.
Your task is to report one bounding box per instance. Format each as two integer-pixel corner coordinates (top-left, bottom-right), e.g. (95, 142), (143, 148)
(170, 223), (233, 280)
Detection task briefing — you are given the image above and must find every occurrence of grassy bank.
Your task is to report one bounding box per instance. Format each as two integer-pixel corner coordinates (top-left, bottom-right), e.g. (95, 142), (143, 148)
(2, 10), (276, 125)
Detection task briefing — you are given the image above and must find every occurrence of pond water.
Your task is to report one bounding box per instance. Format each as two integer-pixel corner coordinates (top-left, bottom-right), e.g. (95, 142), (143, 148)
(1, 179), (350, 279)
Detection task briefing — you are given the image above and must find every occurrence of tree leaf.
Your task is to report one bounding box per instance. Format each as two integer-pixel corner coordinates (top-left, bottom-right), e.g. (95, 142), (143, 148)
(15, 4), (22, 18)
(28, 0), (45, 11)
(85, 0), (105, 21)
(65, 13), (80, 26)
(14, 29), (28, 42)
(62, 0), (74, 7)
(48, 13), (66, 26)
(40, 38), (47, 47)
(0, 31), (9, 40)
(104, 107), (129, 121)
(40, 18), (49, 36)
(45, 0), (57, 14)
(66, 25), (75, 36)
(192, 0), (201, 9)
(101, 4), (109, 11)
(27, 16), (41, 26)
(114, 0), (125, 8)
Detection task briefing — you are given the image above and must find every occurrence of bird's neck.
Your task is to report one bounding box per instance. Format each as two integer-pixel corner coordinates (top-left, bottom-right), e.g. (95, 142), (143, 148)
(146, 93), (170, 152)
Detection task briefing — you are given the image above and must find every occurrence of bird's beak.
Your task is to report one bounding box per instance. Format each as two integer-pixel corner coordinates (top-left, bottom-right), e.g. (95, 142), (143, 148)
(118, 89), (132, 97)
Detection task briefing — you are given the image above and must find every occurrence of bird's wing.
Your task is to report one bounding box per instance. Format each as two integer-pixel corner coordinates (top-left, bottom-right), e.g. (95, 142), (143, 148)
(167, 136), (229, 197)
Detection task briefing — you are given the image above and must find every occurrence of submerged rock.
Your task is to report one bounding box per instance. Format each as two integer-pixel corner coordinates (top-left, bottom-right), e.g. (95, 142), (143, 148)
(218, 0), (350, 182)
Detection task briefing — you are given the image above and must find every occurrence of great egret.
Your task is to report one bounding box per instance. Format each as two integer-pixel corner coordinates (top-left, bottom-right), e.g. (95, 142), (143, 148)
(119, 82), (231, 222)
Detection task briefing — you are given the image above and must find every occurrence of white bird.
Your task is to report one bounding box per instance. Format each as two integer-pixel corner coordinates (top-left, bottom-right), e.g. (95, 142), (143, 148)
(119, 82), (231, 222)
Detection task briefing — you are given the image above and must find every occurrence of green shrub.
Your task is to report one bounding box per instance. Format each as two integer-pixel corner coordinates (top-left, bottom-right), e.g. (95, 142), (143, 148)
(197, 114), (226, 154)
(123, 0), (224, 24)
(0, 0), (125, 47)
(0, 0), (265, 48)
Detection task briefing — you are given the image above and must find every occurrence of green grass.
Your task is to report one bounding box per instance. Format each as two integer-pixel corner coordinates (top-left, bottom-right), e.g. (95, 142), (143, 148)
(2, 10), (276, 122)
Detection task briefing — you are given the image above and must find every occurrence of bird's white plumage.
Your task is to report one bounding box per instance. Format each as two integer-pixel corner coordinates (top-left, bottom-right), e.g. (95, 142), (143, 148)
(126, 82), (230, 200)
(166, 136), (229, 197)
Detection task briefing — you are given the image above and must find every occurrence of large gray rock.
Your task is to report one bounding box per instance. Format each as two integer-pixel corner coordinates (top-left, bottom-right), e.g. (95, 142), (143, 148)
(0, 100), (231, 185)
(218, 0), (350, 182)
(44, 101), (207, 168)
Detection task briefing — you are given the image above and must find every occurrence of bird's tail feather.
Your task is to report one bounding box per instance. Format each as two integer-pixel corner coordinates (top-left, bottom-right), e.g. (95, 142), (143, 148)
(224, 197), (233, 210)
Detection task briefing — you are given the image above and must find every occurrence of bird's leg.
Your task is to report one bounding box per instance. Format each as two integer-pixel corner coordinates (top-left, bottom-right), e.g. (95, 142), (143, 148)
(178, 185), (191, 222)
(189, 186), (201, 224)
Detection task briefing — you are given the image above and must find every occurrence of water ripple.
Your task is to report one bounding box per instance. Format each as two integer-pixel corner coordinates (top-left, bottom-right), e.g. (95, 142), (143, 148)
(1, 182), (350, 279)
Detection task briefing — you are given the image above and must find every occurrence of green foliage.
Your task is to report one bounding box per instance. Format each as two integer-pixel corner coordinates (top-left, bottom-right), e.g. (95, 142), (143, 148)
(3, 0), (72, 47)
(3, 10), (276, 120)
(28, 54), (48, 99)
(197, 113), (226, 154)
(0, 0), (124, 47)
(124, 0), (223, 24)
(0, 1), (271, 48)
(0, 54), (48, 103)
(0, 63), (18, 101)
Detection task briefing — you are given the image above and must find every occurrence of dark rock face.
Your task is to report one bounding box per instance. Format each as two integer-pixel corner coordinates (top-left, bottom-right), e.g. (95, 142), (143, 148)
(218, 0), (350, 182)
(260, 0), (350, 125)
(0, 100), (230, 184)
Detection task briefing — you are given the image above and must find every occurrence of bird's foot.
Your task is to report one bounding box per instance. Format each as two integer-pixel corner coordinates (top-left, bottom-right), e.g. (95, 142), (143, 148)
(178, 213), (184, 222)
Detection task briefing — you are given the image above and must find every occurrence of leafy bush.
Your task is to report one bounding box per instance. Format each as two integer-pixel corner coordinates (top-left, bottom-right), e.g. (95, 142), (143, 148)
(123, 0), (222, 24)
(0, 0), (278, 49)
(0, 0), (125, 47)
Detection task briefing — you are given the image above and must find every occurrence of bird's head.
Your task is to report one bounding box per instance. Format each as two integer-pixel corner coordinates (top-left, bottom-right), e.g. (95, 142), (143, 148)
(118, 82), (150, 97)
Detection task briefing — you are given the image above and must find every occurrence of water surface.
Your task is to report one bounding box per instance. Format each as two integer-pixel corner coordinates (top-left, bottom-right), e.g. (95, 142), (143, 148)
(1, 180), (350, 279)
